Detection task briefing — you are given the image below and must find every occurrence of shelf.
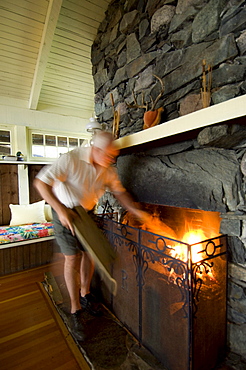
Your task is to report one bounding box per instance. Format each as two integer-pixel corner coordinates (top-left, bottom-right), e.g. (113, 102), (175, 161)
(114, 95), (246, 149)
(0, 161), (51, 165)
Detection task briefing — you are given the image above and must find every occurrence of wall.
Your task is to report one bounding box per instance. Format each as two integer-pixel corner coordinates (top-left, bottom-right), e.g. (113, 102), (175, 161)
(0, 164), (19, 225)
(0, 106), (91, 205)
(91, 0), (246, 134)
(0, 164), (46, 225)
(0, 104), (90, 160)
(92, 0), (246, 362)
(0, 104), (89, 134)
(117, 123), (246, 213)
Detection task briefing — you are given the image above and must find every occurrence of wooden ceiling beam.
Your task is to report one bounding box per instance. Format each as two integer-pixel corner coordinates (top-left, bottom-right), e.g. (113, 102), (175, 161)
(28, 0), (62, 110)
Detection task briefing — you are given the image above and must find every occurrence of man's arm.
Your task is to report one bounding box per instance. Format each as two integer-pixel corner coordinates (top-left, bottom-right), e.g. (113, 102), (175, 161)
(114, 191), (151, 224)
(34, 178), (77, 234)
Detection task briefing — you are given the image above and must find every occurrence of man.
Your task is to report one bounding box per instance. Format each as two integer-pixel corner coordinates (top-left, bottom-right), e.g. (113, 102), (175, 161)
(34, 131), (149, 341)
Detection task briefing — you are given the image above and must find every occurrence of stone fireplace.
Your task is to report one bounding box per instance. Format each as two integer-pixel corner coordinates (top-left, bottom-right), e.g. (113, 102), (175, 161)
(98, 122), (246, 365)
(90, 0), (246, 364)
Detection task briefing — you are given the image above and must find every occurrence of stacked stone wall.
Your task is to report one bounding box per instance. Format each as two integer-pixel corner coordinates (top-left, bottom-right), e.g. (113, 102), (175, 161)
(92, 0), (246, 136)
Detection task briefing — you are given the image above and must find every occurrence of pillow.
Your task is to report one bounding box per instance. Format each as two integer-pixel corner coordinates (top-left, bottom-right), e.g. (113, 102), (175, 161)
(44, 204), (53, 221)
(9, 200), (47, 226)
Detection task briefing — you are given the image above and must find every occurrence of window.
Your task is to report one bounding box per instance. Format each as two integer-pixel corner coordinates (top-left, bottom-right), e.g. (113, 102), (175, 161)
(0, 129), (11, 157)
(31, 132), (88, 159)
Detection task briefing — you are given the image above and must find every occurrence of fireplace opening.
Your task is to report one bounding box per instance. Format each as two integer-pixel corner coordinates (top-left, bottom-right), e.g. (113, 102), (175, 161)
(121, 203), (221, 240)
(96, 204), (227, 370)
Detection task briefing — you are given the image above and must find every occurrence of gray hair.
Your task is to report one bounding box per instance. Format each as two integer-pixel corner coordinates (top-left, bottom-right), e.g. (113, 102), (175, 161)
(92, 131), (115, 150)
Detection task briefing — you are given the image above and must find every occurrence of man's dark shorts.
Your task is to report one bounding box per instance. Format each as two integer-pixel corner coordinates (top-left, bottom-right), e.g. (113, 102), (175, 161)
(52, 208), (85, 255)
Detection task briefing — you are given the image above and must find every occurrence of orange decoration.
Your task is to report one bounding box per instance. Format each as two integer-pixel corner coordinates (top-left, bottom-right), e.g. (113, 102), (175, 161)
(126, 74), (165, 130)
(143, 107), (164, 129)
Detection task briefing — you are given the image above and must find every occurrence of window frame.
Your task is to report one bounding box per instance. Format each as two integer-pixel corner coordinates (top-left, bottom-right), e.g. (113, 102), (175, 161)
(0, 124), (15, 157)
(28, 129), (90, 162)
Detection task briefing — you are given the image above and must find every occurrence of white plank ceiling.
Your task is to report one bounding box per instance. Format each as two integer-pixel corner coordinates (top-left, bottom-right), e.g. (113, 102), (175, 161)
(0, 0), (110, 119)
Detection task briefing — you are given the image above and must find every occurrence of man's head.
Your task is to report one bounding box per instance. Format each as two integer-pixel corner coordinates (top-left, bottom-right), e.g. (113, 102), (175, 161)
(91, 131), (119, 167)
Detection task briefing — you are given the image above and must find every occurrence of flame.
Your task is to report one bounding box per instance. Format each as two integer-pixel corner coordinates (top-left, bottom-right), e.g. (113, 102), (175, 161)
(168, 228), (216, 282)
(182, 229), (207, 263)
(169, 229), (207, 263)
(122, 210), (219, 275)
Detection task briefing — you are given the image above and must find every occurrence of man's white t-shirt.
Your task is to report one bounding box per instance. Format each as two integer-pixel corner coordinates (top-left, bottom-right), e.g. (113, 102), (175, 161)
(36, 146), (126, 210)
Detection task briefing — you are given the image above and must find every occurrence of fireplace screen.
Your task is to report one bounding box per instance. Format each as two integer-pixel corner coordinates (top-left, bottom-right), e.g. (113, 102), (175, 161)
(96, 213), (227, 370)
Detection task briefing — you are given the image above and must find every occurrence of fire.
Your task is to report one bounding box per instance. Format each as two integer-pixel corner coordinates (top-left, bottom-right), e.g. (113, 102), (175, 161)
(121, 209), (220, 283)
(175, 228), (216, 281)
(166, 228), (216, 283)
(169, 229), (207, 263)
(182, 229), (207, 263)
(122, 209), (219, 265)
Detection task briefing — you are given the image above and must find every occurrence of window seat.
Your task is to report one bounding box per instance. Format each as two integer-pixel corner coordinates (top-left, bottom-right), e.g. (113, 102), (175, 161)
(0, 222), (54, 246)
(0, 222), (57, 275)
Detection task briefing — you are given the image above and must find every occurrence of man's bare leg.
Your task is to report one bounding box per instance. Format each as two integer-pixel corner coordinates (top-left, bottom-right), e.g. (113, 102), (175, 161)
(63, 252), (88, 341)
(80, 251), (94, 297)
(64, 253), (82, 313)
(79, 251), (102, 316)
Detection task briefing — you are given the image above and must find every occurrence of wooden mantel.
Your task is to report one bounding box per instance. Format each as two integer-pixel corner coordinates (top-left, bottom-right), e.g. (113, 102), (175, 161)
(115, 95), (246, 149)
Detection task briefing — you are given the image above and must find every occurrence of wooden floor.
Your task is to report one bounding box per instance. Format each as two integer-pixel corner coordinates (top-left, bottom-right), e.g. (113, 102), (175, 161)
(0, 261), (90, 370)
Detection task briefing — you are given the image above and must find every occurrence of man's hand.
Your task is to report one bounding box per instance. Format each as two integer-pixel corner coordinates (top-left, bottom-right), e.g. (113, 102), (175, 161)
(58, 207), (78, 235)
(134, 210), (152, 224)
(34, 179), (79, 235)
